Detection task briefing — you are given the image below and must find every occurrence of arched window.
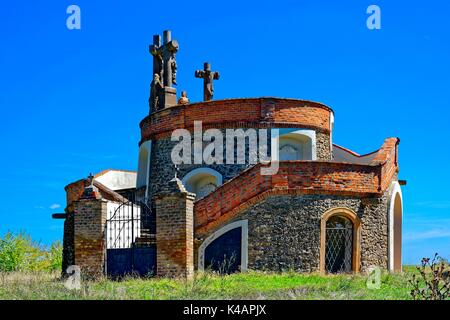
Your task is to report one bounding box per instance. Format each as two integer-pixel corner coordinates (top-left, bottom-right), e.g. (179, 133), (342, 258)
(181, 168), (223, 200)
(325, 216), (353, 273)
(320, 208), (361, 273)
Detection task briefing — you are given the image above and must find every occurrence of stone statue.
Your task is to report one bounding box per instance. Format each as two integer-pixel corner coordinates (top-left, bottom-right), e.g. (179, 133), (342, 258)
(148, 30), (180, 112)
(178, 90), (189, 105)
(195, 62), (220, 101)
(161, 30), (179, 87)
(149, 73), (163, 111)
(149, 35), (163, 81)
(150, 31), (179, 88)
(170, 56), (177, 85)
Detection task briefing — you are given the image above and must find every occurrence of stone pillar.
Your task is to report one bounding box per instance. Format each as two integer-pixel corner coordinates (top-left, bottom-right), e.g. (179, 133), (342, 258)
(162, 87), (177, 108)
(73, 182), (107, 278)
(155, 177), (195, 279)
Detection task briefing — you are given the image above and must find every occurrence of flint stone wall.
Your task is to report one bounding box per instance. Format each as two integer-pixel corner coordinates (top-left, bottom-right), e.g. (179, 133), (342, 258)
(198, 191), (390, 272)
(149, 128), (332, 200)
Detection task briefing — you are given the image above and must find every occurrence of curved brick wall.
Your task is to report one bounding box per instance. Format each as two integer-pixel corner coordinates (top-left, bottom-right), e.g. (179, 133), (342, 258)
(144, 98), (335, 199)
(140, 98), (333, 142)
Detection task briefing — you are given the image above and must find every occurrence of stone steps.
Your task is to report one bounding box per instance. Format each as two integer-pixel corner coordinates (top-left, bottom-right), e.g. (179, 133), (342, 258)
(134, 229), (156, 247)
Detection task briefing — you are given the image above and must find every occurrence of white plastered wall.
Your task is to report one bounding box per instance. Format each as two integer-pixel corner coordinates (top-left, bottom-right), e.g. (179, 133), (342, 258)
(330, 112), (335, 157)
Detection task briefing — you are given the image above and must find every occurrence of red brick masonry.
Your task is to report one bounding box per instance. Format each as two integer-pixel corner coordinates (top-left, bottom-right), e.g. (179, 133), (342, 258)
(195, 138), (399, 237)
(140, 97), (333, 143)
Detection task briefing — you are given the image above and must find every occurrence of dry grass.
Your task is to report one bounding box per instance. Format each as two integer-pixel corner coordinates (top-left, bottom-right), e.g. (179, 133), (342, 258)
(0, 269), (417, 300)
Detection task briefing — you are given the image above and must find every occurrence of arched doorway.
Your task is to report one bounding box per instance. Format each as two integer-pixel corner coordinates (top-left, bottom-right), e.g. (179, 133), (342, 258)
(320, 208), (361, 273)
(393, 193), (402, 271)
(389, 181), (403, 272)
(204, 227), (242, 274)
(198, 220), (248, 274)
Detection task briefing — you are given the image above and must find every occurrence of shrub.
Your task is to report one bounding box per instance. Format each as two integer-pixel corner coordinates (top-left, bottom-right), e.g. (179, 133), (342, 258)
(45, 241), (63, 271)
(409, 253), (450, 300)
(0, 231), (62, 272)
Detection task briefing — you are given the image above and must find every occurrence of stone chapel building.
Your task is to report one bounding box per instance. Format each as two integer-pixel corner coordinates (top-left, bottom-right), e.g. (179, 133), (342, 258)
(54, 30), (404, 279)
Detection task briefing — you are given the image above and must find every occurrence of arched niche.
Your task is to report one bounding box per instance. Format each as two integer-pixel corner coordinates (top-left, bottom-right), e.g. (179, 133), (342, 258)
(181, 167), (223, 200)
(271, 129), (317, 161)
(136, 141), (152, 195)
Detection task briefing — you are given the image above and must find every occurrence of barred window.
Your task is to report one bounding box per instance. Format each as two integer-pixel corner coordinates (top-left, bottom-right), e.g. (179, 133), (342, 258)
(325, 216), (353, 273)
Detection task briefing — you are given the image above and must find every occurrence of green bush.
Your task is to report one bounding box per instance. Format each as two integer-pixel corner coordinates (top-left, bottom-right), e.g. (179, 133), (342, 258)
(0, 231), (62, 272)
(46, 241), (63, 271)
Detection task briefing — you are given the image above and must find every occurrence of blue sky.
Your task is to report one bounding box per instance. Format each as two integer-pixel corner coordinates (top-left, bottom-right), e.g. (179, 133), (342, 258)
(0, 0), (449, 264)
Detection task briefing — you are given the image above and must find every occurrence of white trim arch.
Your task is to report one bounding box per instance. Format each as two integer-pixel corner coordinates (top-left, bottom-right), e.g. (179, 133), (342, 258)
(181, 167), (223, 199)
(136, 141), (152, 198)
(271, 128), (317, 161)
(198, 220), (249, 272)
(388, 181), (403, 272)
(330, 112), (335, 155)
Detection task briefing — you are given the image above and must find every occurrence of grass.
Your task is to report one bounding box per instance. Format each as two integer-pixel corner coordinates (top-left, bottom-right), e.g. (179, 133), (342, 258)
(0, 267), (417, 300)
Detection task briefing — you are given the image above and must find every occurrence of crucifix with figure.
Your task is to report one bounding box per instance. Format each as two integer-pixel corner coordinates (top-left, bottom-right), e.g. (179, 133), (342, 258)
(195, 62), (220, 101)
(148, 30), (179, 111)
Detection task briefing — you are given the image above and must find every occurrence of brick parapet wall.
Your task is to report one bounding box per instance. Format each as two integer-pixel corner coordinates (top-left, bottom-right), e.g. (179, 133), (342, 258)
(370, 138), (400, 191)
(140, 98), (333, 143)
(194, 138), (399, 237)
(65, 179), (86, 213)
(155, 192), (195, 279)
(73, 198), (107, 278)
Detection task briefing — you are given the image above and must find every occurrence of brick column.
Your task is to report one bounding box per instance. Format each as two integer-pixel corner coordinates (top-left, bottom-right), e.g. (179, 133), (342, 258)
(155, 177), (195, 279)
(73, 181), (107, 278)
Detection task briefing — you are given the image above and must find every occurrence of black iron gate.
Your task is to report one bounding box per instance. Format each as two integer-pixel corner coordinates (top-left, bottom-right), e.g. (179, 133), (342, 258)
(105, 197), (156, 278)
